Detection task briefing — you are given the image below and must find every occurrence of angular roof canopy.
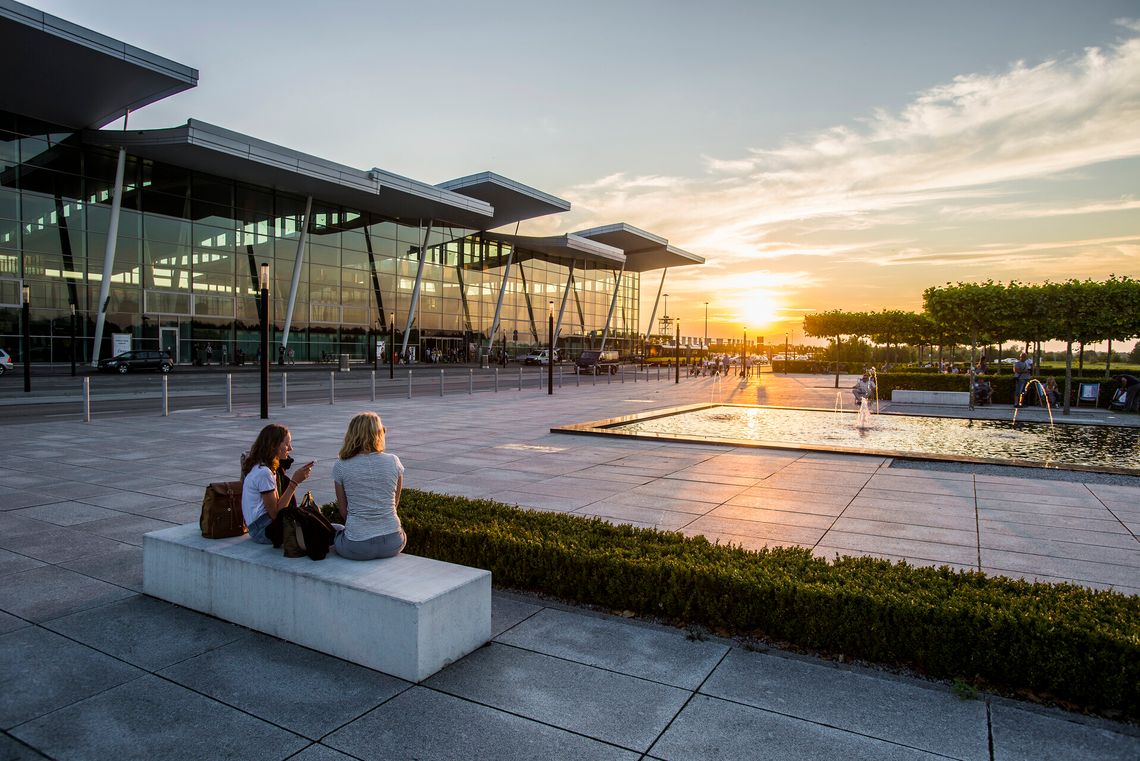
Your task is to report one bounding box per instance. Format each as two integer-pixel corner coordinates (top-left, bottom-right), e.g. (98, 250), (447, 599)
(85, 120), (496, 228)
(0, 0), (197, 129)
(437, 172), (570, 230)
(574, 223), (704, 272)
(483, 232), (625, 267)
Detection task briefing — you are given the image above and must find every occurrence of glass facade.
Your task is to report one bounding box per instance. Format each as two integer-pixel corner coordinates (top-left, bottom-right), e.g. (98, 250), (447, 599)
(0, 112), (640, 365)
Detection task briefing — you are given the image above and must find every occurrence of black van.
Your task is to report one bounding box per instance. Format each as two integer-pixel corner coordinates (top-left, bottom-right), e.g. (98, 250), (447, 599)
(575, 349), (619, 375)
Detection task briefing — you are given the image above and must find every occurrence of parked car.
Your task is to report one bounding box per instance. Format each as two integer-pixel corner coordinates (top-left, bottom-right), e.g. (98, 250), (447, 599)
(523, 349), (566, 365)
(576, 349), (620, 375)
(0, 348), (12, 375)
(98, 350), (174, 374)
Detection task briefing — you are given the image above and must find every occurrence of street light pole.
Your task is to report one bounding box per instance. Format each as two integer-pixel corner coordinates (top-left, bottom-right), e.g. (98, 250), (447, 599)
(742, 329), (747, 377)
(389, 312), (395, 380)
(674, 319), (680, 384)
(70, 302), (77, 377)
(22, 285), (31, 393)
(259, 263), (269, 420)
(703, 301), (708, 350)
(785, 332), (789, 375)
(547, 301), (554, 396)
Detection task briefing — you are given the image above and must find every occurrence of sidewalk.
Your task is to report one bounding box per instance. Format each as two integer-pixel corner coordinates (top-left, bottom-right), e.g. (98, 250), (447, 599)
(1, 374), (1136, 759)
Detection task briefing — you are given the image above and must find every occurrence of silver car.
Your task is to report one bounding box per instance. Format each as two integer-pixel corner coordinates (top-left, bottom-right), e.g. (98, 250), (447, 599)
(0, 348), (13, 375)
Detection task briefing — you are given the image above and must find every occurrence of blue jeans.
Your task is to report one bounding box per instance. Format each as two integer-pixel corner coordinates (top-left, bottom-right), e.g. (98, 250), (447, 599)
(247, 513), (272, 544)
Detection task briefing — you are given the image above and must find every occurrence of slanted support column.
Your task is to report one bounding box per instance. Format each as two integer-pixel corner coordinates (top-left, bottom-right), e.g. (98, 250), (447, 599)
(644, 268), (667, 344)
(401, 220), (434, 356)
(598, 263), (625, 352)
(91, 147), (127, 366)
(280, 195), (312, 355)
(553, 260), (574, 350)
(485, 242), (515, 355)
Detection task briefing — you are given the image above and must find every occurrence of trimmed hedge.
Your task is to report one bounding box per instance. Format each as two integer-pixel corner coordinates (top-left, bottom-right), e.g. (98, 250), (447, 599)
(873, 371), (1118, 406)
(336, 490), (1139, 718)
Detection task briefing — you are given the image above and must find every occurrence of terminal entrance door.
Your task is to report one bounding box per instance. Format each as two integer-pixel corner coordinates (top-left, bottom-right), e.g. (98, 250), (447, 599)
(160, 327), (179, 363)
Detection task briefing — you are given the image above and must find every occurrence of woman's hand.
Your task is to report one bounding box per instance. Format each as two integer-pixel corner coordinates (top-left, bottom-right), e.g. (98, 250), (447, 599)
(293, 461), (315, 485)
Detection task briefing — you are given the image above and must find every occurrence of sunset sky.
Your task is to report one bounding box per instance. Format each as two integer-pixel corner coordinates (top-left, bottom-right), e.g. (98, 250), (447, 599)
(37, 0), (1140, 343)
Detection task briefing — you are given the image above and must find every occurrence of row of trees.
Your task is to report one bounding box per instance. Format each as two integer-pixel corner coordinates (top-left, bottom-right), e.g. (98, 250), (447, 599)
(802, 277), (1140, 415)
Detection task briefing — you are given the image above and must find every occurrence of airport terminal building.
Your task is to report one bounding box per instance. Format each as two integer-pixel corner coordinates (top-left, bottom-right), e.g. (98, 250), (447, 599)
(0, 0), (702, 367)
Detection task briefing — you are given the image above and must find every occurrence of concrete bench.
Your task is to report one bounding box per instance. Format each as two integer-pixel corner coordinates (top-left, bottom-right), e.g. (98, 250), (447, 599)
(143, 523), (490, 682)
(891, 389), (971, 406)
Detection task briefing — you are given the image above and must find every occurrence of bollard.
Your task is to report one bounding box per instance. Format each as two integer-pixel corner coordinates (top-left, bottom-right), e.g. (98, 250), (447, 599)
(633, 364), (637, 383)
(607, 367), (611, 384)
(620, 365), (624, 384)
(408, 369), (412, 399)
(469, 368), (473, 394)
(226, 374), (233, 413)
(370, 370), (375, 402)
(592, 368), (596, 387)
(518, 365), (523, 391)
(494, 367), (499, 392)
(83, 376), (91, 422)
(575, 367), (580, 387)
(440, 369), (444, 397)
(329, 371), (335, 404)
(558, 365), (563, 389)
(282, 373), (288, 408)
(162, 375), (169, 416)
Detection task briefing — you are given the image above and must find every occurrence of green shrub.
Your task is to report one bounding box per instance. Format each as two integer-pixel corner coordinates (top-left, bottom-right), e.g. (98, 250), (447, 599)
(361, 490), (1140, 718)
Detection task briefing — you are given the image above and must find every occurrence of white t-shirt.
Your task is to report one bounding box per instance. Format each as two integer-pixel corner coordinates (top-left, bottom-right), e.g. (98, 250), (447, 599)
(332, 452), (404, 541)
(241, 464), (277, 526)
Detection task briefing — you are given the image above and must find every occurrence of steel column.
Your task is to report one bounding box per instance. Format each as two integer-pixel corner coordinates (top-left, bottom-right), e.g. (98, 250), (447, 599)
(90, 147), (127, 366)
(280, 195), (312, 355)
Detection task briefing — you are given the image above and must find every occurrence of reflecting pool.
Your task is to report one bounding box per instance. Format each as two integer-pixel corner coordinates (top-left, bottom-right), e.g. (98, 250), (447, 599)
(597, 405), (1140, 473)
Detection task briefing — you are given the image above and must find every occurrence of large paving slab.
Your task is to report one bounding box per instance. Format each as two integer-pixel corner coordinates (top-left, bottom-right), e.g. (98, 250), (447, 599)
(424, 643), (691, 752)
(700, 649), (989, 759)
(324, 687), (639, 761)
(9, 675), (309, 761)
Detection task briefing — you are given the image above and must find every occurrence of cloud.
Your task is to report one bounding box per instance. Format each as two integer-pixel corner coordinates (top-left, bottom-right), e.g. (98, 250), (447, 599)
(544, 26), (1140, 317)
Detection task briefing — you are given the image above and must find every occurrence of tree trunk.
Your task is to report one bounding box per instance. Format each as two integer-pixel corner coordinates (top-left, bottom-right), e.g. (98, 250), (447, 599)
(997, 342), (1003, 373)
(834, 335), (841, 388)
(1063, 338), (1073, 416)
(1078, 341), (1085, 374)
(1106, 338), (1113, 378)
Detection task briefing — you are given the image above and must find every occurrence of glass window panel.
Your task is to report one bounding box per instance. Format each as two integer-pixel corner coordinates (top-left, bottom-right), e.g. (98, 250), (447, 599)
(193, 294), (235, 317)
(145, 290), (191, 314)
(342, 306), (368, 324)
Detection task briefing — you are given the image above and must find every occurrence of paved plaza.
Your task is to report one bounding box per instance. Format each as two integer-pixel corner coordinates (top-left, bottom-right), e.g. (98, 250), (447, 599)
(1, 371), (1137, 759)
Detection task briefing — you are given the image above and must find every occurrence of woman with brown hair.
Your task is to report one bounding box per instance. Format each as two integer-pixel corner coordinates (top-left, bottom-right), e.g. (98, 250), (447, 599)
(332, 411), (406, 560)
(241, 423), (314, 544)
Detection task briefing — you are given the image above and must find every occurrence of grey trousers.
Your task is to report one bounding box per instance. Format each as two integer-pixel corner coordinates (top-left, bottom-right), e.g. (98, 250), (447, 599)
(334, 529), (406, 561)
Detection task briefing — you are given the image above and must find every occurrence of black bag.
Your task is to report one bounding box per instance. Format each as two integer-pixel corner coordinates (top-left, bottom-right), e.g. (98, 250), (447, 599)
(200, 482), (246, 538)
(280, 492), (335, 561)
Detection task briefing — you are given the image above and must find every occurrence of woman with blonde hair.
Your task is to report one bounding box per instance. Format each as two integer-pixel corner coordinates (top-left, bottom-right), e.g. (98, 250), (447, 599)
(332, 411), (406, 560)
(241, 423), (314, 544)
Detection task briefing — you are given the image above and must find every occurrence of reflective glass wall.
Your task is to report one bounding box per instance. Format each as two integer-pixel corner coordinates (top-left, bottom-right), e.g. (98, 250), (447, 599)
(0, 111), (640, 365)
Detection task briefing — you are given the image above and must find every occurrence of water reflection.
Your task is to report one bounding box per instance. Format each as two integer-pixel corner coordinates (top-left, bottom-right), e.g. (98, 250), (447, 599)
(612, 407), (1140, 472)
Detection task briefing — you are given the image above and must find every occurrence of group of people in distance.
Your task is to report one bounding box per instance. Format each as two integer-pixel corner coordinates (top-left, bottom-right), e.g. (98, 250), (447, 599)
(239, 411), (405, 561)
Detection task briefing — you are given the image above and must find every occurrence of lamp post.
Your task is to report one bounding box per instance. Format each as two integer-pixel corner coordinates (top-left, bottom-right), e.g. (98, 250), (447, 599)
(70, 302), (77, 377)
(259, 263), (269, 420)
(389, 312), (395, 380)
(742, 328), (747, 377)
(703, 301), (708, 355)
(785, 332), (789, 375)
(674, 319), (680, 384)
(22, 285), (31, 393)
(547, 301), (554, 396)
